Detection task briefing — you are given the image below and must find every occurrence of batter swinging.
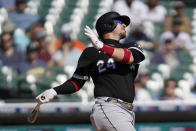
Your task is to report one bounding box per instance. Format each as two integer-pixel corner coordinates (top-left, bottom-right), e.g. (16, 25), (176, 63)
(36, 11), (145, 131)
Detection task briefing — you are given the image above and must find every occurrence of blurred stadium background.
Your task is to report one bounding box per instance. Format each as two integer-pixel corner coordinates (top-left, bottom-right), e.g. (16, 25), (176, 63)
(1, 0), (196, 130)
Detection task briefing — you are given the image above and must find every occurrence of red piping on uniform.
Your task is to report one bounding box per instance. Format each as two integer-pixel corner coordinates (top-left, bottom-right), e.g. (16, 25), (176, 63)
(70, 79), (79, 91)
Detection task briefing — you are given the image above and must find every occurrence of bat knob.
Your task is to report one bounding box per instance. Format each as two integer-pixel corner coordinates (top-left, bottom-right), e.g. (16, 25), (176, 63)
(27, 117), (34, 124)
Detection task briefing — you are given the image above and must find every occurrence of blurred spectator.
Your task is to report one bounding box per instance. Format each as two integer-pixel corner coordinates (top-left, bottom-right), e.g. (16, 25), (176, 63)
(13, 28), (30, 52)
(164, 1), (192, 34)
(152, 38), (181, 69)
(135, 79), (152, 101)
(138, 72), (150, 88)
(0, 32), (25, 72)
(1, 19), (16, 33)
(124, 23), (159, 51)
(160, 78), (180, 100)
(160, 19), (193, 51)
(28, 23), (57, 55)
(0, 0), (15, 13)
(53, 23), (86, 68)
(138, 0), (166, 39)
(34, 30), (54, 67)
(143, 0), (167, 24)
(29, 23), (46, 42)
(8, 0), (40, 31)
(112, 0), (147, 26)
(18, 43), (48, 78)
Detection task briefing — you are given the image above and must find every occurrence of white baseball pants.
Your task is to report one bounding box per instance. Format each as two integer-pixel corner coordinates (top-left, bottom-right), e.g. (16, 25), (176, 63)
(90, 97), (136, 131)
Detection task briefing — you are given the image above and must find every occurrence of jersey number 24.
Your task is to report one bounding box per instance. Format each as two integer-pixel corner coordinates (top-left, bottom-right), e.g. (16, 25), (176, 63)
(97, 58), (116, 73)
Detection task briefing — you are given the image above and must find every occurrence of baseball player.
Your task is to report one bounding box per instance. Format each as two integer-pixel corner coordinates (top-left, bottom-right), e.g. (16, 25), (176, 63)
(36, 11), (145, 131)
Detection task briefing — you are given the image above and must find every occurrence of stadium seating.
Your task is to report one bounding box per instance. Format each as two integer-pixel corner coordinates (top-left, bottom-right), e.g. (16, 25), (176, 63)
(0, 0), (196, 102)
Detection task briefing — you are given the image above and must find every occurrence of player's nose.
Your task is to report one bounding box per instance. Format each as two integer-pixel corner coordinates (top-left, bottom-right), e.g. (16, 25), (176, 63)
(122, 23), (126, 28)
(122, 23), (126, 29)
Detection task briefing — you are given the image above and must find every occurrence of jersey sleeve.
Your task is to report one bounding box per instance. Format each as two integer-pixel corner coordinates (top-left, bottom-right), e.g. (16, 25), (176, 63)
(127, 43), (145, 64)
(54, 77), (86, 94)
(72, 48), (94, 81)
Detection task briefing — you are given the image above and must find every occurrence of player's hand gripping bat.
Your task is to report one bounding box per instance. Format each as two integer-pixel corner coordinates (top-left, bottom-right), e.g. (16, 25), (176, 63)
(27, 100), (42, 123)
(28, 89), (57, 123)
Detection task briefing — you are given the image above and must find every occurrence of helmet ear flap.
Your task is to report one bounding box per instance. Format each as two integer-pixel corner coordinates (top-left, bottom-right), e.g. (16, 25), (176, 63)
(102, 20), (117, 32)
(98, 20), (117, 39)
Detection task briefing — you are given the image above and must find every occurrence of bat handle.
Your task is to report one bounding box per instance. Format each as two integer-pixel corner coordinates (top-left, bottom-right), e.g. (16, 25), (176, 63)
(34, 102), (41, 111)
(27, 100), (42, 124)
(35, 99), (42, 108)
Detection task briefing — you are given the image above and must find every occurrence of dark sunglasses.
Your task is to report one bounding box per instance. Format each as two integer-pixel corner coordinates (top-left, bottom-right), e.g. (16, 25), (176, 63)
(114, 20), (124, 24)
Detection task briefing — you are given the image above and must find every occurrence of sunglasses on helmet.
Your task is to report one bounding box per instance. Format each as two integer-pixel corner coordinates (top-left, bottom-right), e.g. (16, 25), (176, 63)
(114, 20), (124, 24)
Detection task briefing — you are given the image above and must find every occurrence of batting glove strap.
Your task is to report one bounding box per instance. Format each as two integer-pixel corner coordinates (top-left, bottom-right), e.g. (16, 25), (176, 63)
(36, 88), (57, 103)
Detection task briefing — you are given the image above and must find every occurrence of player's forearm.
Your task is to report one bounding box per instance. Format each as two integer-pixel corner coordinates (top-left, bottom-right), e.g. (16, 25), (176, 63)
(54, 80), (76, 94)
(54, 78), (83, 94)
(100, 44), (134, 64)
(112, 48), (134, 64)
(36, 77), (85, 103)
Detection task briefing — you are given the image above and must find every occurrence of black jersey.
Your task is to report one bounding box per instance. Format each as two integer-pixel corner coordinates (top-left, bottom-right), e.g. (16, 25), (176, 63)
(72, 39), (145, 103)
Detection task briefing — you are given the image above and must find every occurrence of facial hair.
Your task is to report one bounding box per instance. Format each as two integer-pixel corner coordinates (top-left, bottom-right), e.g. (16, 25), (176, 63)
(120, 32), (126, 39)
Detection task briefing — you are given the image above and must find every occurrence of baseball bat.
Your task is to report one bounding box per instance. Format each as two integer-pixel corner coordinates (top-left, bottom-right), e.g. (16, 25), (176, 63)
(27, 100), (42, 124)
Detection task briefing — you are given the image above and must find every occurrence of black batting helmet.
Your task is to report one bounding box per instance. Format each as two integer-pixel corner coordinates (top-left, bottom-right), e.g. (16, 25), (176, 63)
(95, 12), (130, 39)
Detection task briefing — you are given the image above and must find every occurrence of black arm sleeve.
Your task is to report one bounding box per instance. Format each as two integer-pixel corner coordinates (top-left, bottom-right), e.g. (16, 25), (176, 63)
(128, 43), (145, 64)
(54, 48), (93, 94)
(53, 77), (86, 94)
(131, 49), (144, 64)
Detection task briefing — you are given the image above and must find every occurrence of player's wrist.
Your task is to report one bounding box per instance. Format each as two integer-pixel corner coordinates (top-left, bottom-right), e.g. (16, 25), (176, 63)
(50, 88), (58, 96)
(36, 88), (57, 103)
(96, 40), (104, 49)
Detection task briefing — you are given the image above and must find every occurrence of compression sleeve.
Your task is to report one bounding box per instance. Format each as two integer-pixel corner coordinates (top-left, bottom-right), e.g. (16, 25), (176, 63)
(100, 44), (115, 57)
(121, 48), (132, 64)
(100, 44), (132, 64)
(53, 77), (86, 94)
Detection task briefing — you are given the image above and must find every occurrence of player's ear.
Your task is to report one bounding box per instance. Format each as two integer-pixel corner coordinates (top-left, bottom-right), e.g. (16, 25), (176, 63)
(103, 21), (117, 32)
